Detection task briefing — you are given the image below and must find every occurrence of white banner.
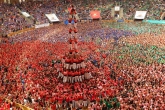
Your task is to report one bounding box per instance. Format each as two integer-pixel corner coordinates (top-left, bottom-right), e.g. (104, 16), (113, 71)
(35, 23), (50, 28)
(21, 12), (31, 17)
(45, 14), (60, 22)
(134, 11), (147, 19)
(115, 6), (120, 11)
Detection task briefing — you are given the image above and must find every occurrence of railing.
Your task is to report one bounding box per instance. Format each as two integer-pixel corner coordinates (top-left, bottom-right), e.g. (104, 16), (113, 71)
(7, 27), (35, 37)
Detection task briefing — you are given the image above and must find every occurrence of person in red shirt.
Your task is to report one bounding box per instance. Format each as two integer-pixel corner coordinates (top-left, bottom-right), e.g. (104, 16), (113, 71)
(51, 104), (56, 110)
(68, 36), (73, 50)
(4, 101), (10, 110)
(67, 70), (72, 83)
(0, 97), (2, 105)
(81, 68), (85, 81)
(68, 5), (77, 24)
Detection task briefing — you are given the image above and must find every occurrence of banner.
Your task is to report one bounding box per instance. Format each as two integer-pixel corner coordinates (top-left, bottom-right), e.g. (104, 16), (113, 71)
(90, 10), (101, 19)
(45, 14), (60, 22)
(21, 12), (31, 17)
(35, 23), (50, 28)
(134, 11), (147, 19)
(115, 6), (120, 11)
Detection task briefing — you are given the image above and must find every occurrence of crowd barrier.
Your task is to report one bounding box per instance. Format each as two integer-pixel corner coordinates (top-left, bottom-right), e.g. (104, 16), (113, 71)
(7, 27), (35, 37)
(7, 23), (56, 37)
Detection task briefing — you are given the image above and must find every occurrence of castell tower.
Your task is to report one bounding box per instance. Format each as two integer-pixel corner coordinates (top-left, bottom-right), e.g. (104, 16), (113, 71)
(57, 5), (92, 83)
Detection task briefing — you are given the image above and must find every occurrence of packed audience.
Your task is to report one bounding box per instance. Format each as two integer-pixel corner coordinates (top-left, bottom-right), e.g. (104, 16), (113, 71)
(1, 20), (165, 109)
(0, 41), (120, 109)
(17, 1), (58, 24)
(0, 4), (33, 35)
(1, 0), (165, 35)
(0, 0), (165, 110)
(102, 21), (165, 35)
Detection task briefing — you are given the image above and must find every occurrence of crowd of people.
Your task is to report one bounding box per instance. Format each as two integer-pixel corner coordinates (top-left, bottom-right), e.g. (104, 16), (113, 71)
(0, 0), (165, 110)
(0, 40), (120, 109)
(17, 1), (60, 24)
(117, 0), (165, 20)
(1, 20), (165, 109)
(0, 3), (33, 35)
(102, 21), (165, 35)
(0, 0), (165, 35)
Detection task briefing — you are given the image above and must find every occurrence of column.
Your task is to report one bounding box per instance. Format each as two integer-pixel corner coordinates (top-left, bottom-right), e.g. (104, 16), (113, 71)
(119, 8), (123, 19)
(8, 0), (10, 4)
(111, 8), (115, 18)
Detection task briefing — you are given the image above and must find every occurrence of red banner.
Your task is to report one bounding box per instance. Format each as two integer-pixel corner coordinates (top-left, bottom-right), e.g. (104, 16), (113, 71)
(90, 10), (101, 19)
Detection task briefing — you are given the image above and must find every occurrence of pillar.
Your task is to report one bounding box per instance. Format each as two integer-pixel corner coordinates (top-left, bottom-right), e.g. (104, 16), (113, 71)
(111, 8), (115, 18)
(119, 8), (123, 19)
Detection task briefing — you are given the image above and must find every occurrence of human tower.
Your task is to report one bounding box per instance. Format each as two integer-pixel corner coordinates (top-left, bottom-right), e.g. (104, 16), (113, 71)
(58, 5), (92, 83)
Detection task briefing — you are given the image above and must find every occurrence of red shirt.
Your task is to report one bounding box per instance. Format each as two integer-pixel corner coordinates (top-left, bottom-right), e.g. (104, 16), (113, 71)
(73, 58), (76, 62)
(81, 68), (85, 74)
(51, 104), (56, 110)
(74, 38), (78, 43)
(74, 71), (77, 76)
(0, 98), (2, 104)
(4, 103), (10, 109)
(70, 58), (74, 64)
(75, 59), (79, 63)
(63, 71), (68, 76)
(74, 95), (79, 101)
(68, 38), (72, 43)
(66, 96), (69, 102)
(58, 97), (63, 104)
(0, 108), (4, 110)
(70, 8), (76, 15)
(77, 71), (81, 76)
(102, 54), (106, 58)
(68, 71), (72, 76)
(65, 58), (70, 63)
(72, 71), (76, 76)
